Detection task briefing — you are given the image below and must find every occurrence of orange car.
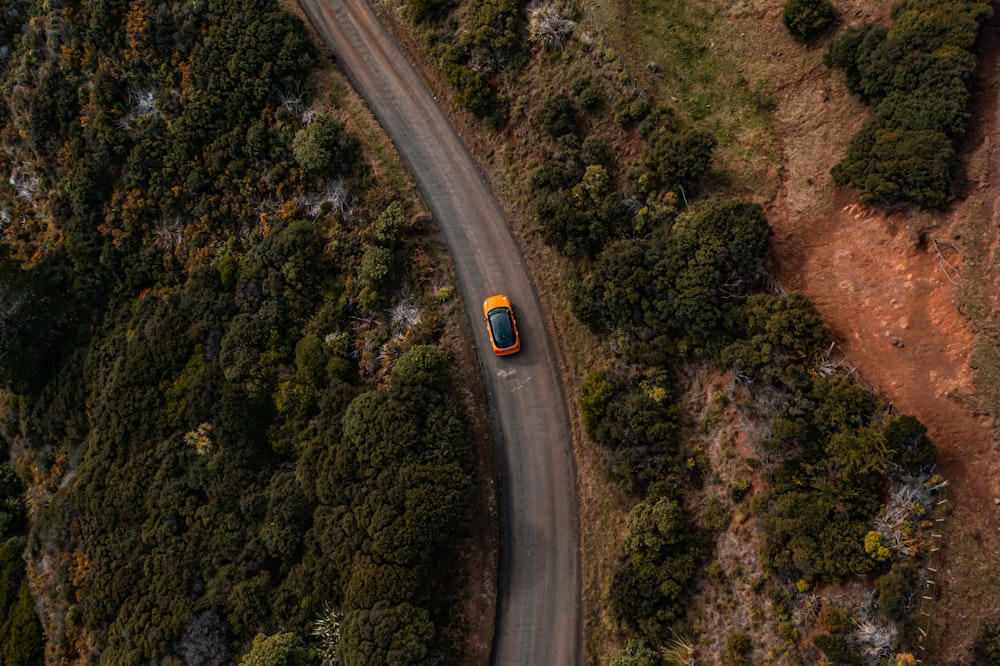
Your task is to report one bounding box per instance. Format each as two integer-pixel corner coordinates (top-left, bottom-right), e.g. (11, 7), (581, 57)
(482, 294), (521, 356)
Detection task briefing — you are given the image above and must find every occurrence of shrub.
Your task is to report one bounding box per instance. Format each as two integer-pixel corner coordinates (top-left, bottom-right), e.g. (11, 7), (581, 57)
(831, 122), (954, 209)
(825, 0), (992, 208)
(813, 634), (865, 665)
(536, 92), (581, 139)
(883, 415), (937, 474)
(721, 292), (829, 388)
(783, 0), (837, 41)
(613, 95), (651, 126)
(640, 108), (716, 193)
(292, 115), (358, 177)
(390, 345), (450, 391)
(818, 605), (851, 634)
(572, 76), (606, 110)
(723, 633), (753, 665)
(580, 371), (614, 441)
(238, 632), (308, 666)
(406, 0), (454, 23)
(450, 65), (497, 118)
(974, 623), (1000, 663)
(609, 640), (666, 666)
(464, 0), (527, 71)
(877, 564), (918, 622)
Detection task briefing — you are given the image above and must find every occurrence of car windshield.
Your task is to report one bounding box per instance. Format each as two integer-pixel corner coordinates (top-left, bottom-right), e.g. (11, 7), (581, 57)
(488, 307), (515, 348)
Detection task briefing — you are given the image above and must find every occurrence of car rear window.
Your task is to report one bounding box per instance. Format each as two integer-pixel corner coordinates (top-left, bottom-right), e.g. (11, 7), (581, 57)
(488, 308), (515, 348)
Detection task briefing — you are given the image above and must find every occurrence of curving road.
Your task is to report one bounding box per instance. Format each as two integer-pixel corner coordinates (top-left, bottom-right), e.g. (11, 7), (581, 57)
(295, 2), (582, 664)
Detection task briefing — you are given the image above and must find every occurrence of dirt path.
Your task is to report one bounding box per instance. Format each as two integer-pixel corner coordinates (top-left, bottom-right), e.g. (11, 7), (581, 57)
(294, 2), (582, 664)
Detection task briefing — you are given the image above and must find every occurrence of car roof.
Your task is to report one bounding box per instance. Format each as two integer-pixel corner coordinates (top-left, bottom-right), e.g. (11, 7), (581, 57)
(488, 307), (516, 348)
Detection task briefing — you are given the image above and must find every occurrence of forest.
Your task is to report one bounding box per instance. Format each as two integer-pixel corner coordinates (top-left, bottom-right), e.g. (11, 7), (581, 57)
(1, 0), (476, 663)
(2, 0), (999, 663)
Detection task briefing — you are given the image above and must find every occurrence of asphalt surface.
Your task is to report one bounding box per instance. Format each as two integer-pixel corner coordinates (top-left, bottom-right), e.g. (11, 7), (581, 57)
(294, 2), (582, 664)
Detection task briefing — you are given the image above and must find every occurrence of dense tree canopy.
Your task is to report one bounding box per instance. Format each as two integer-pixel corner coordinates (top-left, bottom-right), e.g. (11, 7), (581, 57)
(574, 196), (771, 353)
(0, 1), (473, 663)
(826, 0), (991, 207)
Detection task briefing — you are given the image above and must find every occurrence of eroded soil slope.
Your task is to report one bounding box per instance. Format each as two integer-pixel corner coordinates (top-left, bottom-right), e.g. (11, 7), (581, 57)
(747, 1), (1000, 656)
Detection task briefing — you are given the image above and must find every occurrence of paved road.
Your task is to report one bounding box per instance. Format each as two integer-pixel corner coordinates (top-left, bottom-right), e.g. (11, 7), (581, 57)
(295, 2), (581, 664)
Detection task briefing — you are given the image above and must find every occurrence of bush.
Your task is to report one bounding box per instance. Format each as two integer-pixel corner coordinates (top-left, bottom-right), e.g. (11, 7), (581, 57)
(579, 371), (614, 441)
(877, 564), (918, 622)
(610, 496), (701, 642)
(572, 76), (606, 110)
(813, 634), (865, 665)
(640, 108), (716, 193)
(723, 633), (752, 665)
(783, 0), (837, 41)
(975, 623), (1000, 663)
(238, 632), (308, 666)
(463, 0), (527, 71)
(406, 0), (454, 23)
(0, 537), (44, 666)
(825, 0), (992, 208)
(818, 605), (851, 634)
(292, 115), (358, 177)
(613, 95), (651, 126)
(536, 93), (581, 139)
(832, 123), (954, 209)
(609, 640), (666, 666)
(883, 415), (937, 474)
(439, 48), (498, 119)
(0, 463), (26, 541)
(721, 292), (829, 388)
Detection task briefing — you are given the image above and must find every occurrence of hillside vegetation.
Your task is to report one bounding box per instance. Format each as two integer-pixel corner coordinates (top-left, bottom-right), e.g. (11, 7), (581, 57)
(385, 0), (986, 662)
(2, 0), (997, 663)
(0, 0), (477, 663)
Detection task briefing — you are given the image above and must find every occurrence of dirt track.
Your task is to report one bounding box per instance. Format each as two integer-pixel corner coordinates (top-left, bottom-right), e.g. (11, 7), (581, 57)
(294, 2), (582, 664)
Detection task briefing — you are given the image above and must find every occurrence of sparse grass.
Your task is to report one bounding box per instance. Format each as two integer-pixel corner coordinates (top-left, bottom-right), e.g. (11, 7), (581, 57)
(955, 197), (1000, 435)
(585, 0), (783, 197)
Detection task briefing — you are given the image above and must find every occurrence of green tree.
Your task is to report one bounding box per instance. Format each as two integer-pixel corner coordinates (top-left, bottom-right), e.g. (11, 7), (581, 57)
(609, 640), (666, 666)
(721, 292), (828, 387)
(339, 601), (437, 666)
(292, 114), (358, 176)
(0, 463), (26, 541)
(464, 0), (526, 71)
(831, 123), (954, 209)
(579, 371), (614, 441)
(238, 632), (308, 666)
(783, 0), (837, 41)
(0, 538), (44, 666)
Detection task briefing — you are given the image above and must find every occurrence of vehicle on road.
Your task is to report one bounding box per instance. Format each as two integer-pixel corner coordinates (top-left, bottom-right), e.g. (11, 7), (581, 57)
(483, 294), (521, 356)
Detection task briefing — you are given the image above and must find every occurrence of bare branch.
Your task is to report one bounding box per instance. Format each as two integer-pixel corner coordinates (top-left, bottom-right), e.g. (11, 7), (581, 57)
(927, 234), (961, 285)
(527, 3), (577, 51)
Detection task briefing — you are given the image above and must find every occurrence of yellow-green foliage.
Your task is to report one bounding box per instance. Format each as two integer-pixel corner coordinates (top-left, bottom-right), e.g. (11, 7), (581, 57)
(865, 530), (892, 562)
